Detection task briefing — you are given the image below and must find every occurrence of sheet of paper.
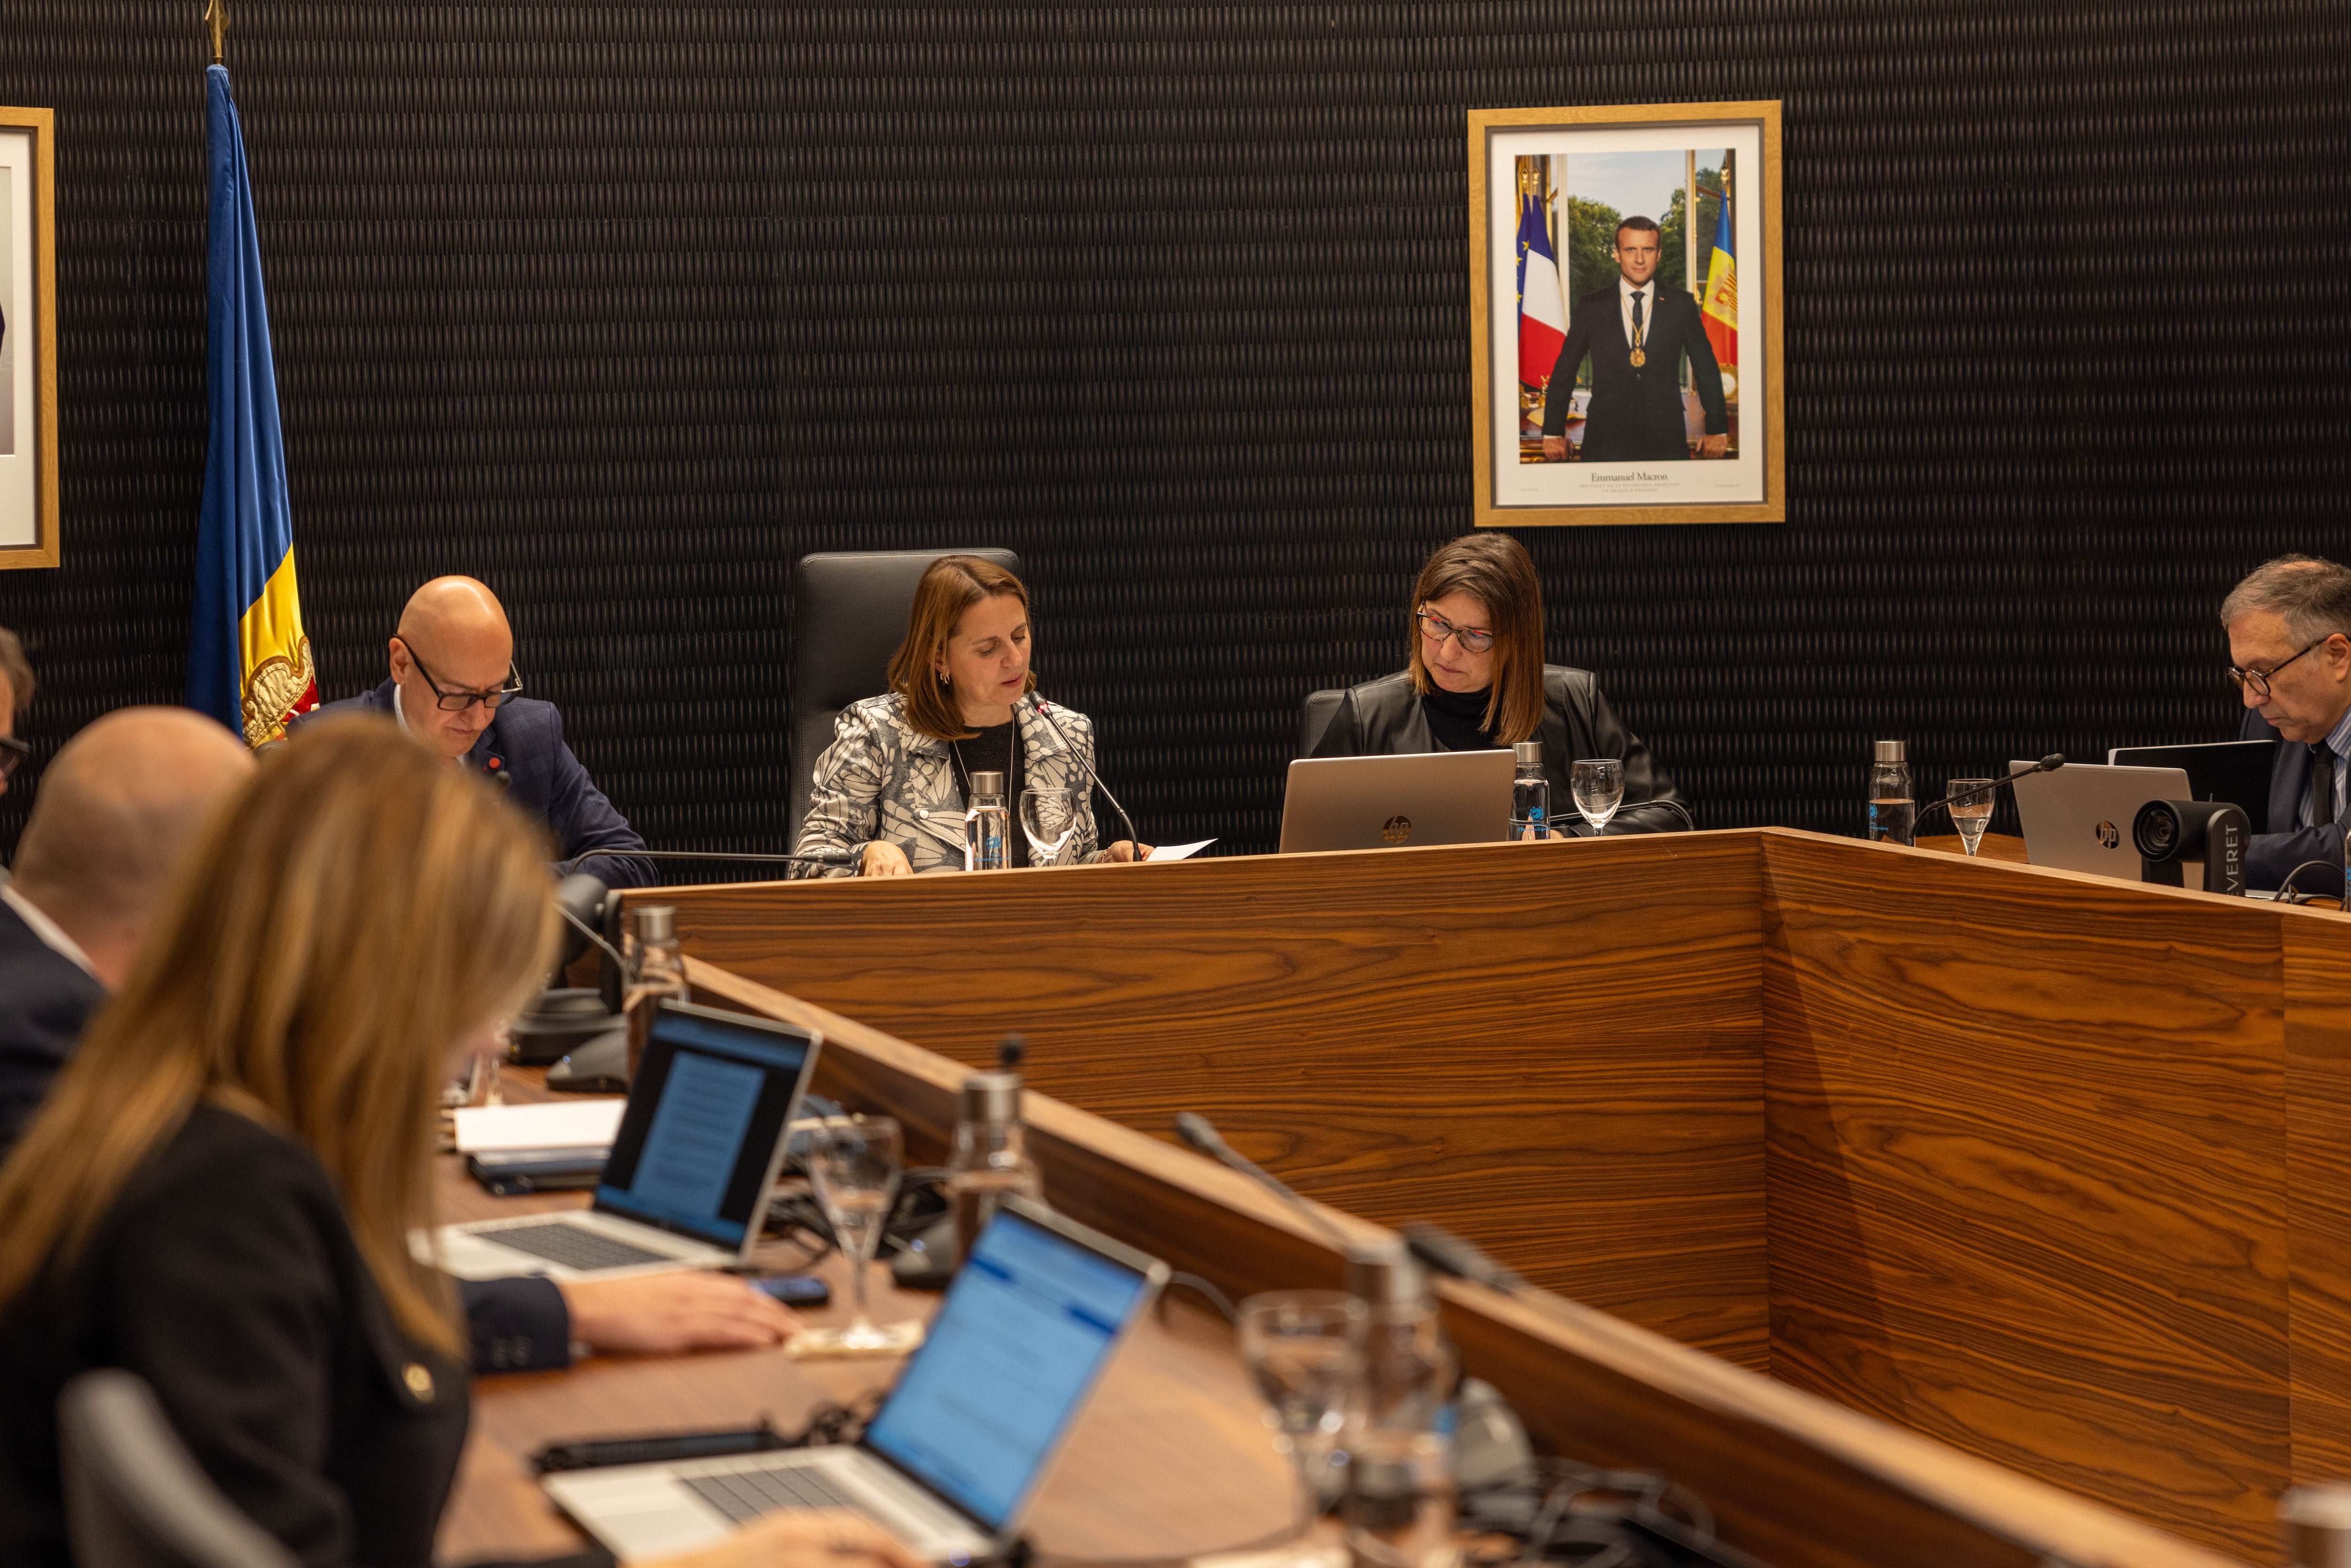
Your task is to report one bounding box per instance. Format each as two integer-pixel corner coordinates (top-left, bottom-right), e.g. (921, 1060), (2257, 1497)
(1146, 838), (1215, 862)
(453, 1099), (625, 1153)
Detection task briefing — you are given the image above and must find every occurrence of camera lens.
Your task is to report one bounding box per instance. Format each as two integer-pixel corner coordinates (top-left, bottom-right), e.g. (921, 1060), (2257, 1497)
(2133, 802), (2181, 859)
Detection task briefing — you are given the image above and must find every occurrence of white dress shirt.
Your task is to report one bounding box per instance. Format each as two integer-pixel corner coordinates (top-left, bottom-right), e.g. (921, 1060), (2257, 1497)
(1617, 275), (1654, 353)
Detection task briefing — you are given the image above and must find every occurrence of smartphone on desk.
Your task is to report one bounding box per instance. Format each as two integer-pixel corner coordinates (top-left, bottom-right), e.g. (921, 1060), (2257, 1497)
(754, 1274), (830, 1306)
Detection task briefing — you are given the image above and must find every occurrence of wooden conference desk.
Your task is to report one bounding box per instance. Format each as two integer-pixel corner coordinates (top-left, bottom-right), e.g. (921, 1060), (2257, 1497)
(444, 976), (2241, 1568)
(607, 829), (2351, 1560)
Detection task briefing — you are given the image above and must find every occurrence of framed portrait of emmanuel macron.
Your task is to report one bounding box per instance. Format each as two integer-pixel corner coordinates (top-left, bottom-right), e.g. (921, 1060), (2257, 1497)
(1469, 102), (1783, 528)
(0, 107), (58, 569)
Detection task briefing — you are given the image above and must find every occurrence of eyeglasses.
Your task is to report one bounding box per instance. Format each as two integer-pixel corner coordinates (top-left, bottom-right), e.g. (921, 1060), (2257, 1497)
(0, 733), (29, 780)
(1415, 608), (1496, 655)
(397, 640), (524, 712)
(2228, 638), (2330, 701)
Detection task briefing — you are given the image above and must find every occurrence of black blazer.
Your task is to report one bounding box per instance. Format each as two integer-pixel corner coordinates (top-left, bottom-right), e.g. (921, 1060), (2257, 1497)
(1539, 284), (1728, 462)
(2240, 708), (2346, 895)
(0, 895), (106, 1153)
(0, 1103), (604, 1568)
(299, 682), (655, 888)
(1310, 667), (1687, 835)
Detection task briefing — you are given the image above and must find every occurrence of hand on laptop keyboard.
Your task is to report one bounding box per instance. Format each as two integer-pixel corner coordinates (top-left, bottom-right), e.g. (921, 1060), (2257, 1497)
(560, 1272), (800, 1355)
(635, 1508), (920, 1568)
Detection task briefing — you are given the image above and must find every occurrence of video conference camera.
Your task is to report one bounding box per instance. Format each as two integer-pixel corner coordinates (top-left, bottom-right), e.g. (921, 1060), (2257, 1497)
(2133, 799), (2249, 896)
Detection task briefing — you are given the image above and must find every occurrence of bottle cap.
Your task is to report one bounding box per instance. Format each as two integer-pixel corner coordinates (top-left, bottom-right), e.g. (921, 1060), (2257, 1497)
(633, 905), (677, 945)
(961, 1070), (1022, 1125)
(1513, 741), (1544, 768)
(1346, 1239), (1434, 1317)
(1874, 740), (1907, 764)
(970, 770), (1005, 798)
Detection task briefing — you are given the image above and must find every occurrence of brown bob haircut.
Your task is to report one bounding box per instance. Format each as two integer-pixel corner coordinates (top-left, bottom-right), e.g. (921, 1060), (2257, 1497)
(1407, 533), (1548, 745)
(887, 554), (1037, 741)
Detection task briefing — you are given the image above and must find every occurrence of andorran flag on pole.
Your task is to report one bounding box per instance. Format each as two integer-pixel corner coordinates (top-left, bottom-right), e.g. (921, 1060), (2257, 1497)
(188, 62), (316, 747)
(1515, 193), (1567, 389)
(1701, 191), (1737, 369)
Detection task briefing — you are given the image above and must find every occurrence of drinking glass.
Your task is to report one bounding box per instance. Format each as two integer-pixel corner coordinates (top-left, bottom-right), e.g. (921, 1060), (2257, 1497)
(1018, 788), (1080, 867)
(1947, 778), (1997, 857)
(1237, 1290), (1367, 1508)
(795, 1116), (921, 1355)
(1570, 758), (1625, 835)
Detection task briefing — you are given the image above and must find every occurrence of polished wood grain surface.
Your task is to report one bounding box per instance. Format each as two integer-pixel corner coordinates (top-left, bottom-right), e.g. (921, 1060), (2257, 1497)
(623, 834), (1769, 1366)
(1760, 832), (2314, 1558)
(673, 961), (2246, 1568)
(1916, 832), (2028, 863)
(2284, 919), (2351, 1483)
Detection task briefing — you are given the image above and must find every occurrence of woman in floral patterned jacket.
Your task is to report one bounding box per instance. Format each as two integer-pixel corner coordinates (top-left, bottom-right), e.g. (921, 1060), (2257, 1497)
(791, 556), (1151, 877)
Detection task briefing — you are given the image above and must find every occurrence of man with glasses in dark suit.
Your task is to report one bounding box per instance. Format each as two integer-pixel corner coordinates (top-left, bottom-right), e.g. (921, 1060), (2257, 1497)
(300, 576), (656, 886)
(2223, 555), (2351, 896)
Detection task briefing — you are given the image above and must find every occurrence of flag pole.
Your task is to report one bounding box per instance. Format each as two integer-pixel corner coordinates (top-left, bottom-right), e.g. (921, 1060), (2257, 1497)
(204, 0), (228, 63)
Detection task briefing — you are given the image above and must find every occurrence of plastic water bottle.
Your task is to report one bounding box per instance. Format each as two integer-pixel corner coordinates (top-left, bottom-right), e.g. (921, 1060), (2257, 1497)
(1869, 741), (1916, 846)
(1509, 741), (1551, 841)
(947, 1035), (1043, 1271)
(965, 769), (1009, 871)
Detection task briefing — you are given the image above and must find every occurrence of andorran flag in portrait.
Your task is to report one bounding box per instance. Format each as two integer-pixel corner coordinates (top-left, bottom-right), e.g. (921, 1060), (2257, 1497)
(188, 63), (315, 747)
(1701, 192), (1737, 370)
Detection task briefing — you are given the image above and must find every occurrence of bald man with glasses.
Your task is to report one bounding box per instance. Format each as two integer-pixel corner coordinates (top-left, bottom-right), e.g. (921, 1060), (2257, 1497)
(2224, 554), (2351, 897)
(300, 577), (656, 887)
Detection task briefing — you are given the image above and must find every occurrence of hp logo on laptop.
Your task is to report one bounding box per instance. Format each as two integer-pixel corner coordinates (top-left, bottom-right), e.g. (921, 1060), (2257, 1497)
(2095, 819), (2120, 849)
(1382, 814), (1413, 844)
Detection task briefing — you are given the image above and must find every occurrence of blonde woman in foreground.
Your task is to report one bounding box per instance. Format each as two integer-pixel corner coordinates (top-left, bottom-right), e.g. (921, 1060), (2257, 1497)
(0, 718), (915, 1568)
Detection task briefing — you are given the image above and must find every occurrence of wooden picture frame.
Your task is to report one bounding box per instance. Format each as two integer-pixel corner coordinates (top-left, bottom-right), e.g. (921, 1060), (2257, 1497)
(0, 106), (58, 569)
(1469, 102), (1784, 528)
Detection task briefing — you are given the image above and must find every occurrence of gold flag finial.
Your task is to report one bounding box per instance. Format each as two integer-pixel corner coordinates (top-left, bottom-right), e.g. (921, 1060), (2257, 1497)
(203, 0), (229, 63)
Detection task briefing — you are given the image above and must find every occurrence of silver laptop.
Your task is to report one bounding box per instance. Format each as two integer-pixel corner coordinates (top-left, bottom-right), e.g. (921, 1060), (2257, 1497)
(2012, 761), (2192, 880)
(1278, 749), (1517, 853)
(544, 1197), (1169, 1563)
(434, 1002), (819, 1282)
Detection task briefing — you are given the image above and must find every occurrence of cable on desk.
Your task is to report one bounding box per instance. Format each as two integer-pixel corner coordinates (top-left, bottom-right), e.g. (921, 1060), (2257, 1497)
(2275, 859), (2345, 906)
(1163, 1272), (1238, 1323)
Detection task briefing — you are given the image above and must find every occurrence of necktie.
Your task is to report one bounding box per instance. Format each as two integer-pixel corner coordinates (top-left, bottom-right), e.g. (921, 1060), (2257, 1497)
(1631, 290), (1645, 343)
(2311, 744), (2337, 828)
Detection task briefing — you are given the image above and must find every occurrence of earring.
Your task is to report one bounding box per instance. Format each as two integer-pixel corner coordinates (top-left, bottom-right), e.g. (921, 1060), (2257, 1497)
(936, 670), (948, 686)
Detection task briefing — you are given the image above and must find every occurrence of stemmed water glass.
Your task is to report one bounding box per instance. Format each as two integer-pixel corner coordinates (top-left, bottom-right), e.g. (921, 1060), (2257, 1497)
(1237, 1290), (1367, 1510)
(1947, 778), (1997, 857)
(1570, 758), (1625, 835)
(796, 1116), (921, 1355)
(1019, 788), (1080, 867)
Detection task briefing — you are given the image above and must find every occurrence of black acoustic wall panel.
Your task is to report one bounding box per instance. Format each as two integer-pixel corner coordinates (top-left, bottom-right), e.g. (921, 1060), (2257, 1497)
(3, 1), (2348, 862)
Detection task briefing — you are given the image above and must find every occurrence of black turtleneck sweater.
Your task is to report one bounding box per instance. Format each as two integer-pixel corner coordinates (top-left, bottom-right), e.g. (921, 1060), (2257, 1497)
(1420, 684), (1501, 753)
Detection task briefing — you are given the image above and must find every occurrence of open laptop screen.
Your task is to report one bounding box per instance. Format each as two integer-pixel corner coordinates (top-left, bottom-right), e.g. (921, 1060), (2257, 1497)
(863, 1207), (1152, 1532)
(592, 1005), (814, 1248)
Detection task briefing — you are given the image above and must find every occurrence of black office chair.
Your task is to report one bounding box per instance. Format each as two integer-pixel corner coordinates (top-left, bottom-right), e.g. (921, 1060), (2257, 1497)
(789, 549), (1023, 847)
(1298, 688), (1347, 758)
(60, 1369), (298, 1568)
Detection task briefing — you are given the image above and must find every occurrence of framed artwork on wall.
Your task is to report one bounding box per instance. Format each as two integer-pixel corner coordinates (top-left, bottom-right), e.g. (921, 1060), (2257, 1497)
(1469, 101), (1784, 528)
(0, 106), (57, 569)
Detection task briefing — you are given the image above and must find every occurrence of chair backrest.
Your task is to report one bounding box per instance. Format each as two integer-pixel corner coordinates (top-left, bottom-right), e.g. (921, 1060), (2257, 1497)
(789, 549), (1023, 847)
(1298, 687), (1347, 759)
(60, 1370), (299, 1568)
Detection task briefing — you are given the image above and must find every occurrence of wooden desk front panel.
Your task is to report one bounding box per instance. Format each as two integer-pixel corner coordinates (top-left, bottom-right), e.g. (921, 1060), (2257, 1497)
(636, 833), (1768, 1366)
(1762, 834), (2293, 1558)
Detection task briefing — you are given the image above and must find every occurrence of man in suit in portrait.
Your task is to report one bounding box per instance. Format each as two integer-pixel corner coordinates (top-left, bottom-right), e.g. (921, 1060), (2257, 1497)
(300, 575), (657, 887)
(2224, 554), (2351, 896)
(1539, 215), (1729, 464)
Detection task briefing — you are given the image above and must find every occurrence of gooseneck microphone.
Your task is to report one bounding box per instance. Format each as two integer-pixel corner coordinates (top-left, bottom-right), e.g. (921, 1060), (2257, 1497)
(1030, 695), (1147, 860)
(1175, 1112), (1353, 1252)
(1913, 753), (2065, 831)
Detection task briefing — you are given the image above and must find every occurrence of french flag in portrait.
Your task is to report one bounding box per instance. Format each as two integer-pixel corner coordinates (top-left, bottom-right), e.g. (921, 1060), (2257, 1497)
(1515, 193), (1567, 390)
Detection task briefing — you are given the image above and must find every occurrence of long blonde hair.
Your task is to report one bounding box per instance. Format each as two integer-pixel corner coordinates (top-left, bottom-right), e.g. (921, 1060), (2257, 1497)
(0, 717), (557, 1354)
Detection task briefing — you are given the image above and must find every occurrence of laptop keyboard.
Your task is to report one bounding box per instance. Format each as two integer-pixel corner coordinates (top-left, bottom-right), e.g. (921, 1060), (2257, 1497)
(684, 1461), (859, 1523)
(477, 1221), (671, 1271)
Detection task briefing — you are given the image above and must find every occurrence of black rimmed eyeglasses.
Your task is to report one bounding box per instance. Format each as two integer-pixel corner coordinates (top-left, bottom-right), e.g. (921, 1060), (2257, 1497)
(1415, 608), (1496, 655)
(2228, 638), (2332, 701)
(0, 734), (29, 780)
(396, 639), (524, 712)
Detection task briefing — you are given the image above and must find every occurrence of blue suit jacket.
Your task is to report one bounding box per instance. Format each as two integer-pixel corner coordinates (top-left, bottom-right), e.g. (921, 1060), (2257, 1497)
(301, 679), (656, 888)
(2238, 708), (2345, 896)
